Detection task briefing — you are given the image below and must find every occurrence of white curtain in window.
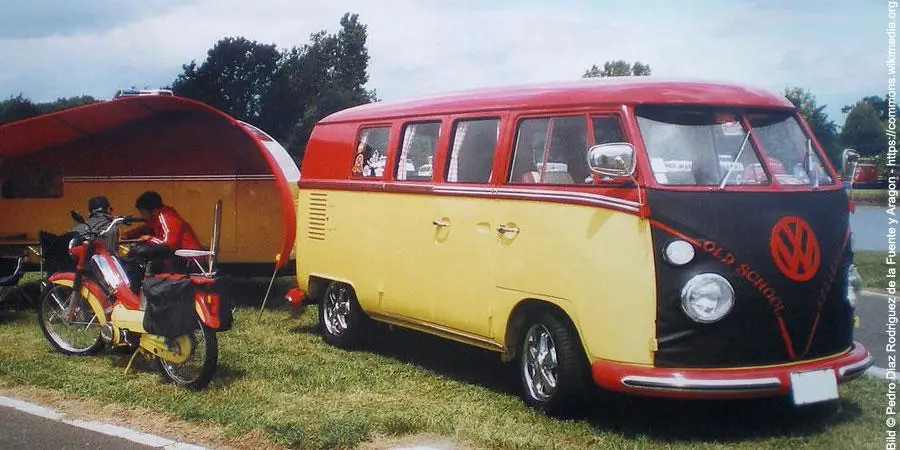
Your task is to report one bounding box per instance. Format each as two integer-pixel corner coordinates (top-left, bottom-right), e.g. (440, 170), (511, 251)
(447, 122), (469, 182)
(397, 125), (417, 180)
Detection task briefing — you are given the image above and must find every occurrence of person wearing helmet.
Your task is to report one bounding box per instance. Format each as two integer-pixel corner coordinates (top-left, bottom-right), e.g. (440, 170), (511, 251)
(121, 191), (203, 274)
(71, 196), (118, 251)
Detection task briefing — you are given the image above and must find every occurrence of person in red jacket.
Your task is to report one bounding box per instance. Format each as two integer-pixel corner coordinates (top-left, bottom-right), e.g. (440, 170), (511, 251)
(122, 191), (203, 275)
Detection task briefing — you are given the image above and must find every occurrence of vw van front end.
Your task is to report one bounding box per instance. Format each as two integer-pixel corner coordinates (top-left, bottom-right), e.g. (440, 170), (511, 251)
(591, 105), (873, 404)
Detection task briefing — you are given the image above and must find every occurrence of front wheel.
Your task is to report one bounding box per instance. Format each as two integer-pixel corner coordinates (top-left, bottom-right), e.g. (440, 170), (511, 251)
(519, 311), (590, 417)
(157, 320), (218, 390)
(38, 282), (105, 355)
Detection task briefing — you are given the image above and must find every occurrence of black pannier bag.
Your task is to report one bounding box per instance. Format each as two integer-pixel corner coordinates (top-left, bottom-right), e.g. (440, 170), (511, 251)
(214, 275), (234, 332)
(141, 276), (196, 338)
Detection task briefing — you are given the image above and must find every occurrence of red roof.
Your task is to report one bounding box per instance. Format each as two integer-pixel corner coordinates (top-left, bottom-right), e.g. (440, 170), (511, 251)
(321, 78), (794, 124)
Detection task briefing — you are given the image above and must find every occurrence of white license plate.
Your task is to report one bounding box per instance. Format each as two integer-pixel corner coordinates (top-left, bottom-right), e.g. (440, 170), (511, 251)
(790, 369), (839, 405)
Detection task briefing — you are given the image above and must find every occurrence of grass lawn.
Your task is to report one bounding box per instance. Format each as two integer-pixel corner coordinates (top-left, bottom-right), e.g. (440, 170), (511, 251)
(855, 251), (891, 290)
(850, 189), (888, 207)
(0, 277), (890, 449)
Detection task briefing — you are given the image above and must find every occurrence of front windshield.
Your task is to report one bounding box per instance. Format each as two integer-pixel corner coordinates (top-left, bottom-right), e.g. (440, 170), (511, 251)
(636, 106), (768, 187)
(636, 106), (835, 188)
(747, 111), (834, 186)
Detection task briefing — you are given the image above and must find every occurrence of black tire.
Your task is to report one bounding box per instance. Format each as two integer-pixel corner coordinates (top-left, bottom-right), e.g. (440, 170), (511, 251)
(319, 282), (367, 349)
(157, 320), (218, 390)
(38, 283), (105, 356)
(518, 311), (590, 417)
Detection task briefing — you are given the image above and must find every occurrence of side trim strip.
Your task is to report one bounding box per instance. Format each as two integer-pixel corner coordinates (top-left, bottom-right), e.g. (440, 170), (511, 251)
(64, 175), (275, 182)
(298, 180), (642, 215)
(367, 311), (505, 353)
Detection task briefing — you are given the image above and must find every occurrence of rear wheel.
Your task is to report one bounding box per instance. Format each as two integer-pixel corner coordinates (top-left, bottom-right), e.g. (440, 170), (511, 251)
(38, 283), (104, 355)
(319, 282), (367, 349)
(518, 311), (590, 417)
(157, 320), (218, 390)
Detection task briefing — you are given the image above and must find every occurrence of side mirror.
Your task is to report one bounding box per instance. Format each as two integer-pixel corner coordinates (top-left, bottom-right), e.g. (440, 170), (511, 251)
(587, 143), (636, 178)
(70, 210), (86, 225)
(842, 148), (860, 173)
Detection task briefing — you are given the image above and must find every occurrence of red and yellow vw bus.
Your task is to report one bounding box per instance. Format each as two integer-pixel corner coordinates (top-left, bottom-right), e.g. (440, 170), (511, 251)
(293, 79), (872, 415)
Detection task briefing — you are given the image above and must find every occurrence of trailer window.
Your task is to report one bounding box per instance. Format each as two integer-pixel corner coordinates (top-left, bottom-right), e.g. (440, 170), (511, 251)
(352, 127), (390, 178)
(395, 122), (441, 181)
(1, 165), (63, 199)
(446, 118), (498, 184)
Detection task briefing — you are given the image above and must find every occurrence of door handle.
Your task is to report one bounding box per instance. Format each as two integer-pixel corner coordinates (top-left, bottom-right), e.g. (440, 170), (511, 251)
(433, 219), (450, 228)
(497, 224), (519, 234)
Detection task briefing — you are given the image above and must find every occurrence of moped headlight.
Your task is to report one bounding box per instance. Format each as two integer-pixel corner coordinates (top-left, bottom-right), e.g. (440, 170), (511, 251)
(681, 273), (735, 323)
(847, 264), (862, 309)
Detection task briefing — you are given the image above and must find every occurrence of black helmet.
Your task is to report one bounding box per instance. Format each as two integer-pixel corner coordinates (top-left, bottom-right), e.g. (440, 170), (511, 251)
(135, 191), (163, 211)
(87, 196), (111, 214)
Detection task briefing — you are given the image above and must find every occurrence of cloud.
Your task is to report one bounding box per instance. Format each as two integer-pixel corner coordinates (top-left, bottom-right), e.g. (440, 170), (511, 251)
(0, 0), (883, 124)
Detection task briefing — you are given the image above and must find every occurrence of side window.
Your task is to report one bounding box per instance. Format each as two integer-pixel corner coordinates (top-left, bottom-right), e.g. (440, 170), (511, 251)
(508, 116), (589, 185)
(446, 118), (499, 183)
(592, 116), (626, 145)
(351, 127), (390, 178)
(395, 122), (441, 181)
(591, 115), (632, 184)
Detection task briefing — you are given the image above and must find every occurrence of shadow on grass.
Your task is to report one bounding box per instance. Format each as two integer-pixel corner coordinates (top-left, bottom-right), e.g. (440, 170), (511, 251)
(581, 390), (863, 444)
(217, 276), (296, 310)
(296, 311), (867, 444)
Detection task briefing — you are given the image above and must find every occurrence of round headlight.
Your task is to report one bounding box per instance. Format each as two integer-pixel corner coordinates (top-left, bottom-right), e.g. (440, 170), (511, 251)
(664, 240), (695, 266)
(681, 273), (735, 323)
(847, 264), (862, 309)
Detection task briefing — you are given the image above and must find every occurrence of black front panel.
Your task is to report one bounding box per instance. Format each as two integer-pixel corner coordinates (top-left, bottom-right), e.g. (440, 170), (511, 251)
(648, 188), (854, 368)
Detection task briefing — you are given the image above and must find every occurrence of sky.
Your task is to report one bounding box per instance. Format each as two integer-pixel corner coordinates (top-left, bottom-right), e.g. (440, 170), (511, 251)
(0, 0), (884, 127)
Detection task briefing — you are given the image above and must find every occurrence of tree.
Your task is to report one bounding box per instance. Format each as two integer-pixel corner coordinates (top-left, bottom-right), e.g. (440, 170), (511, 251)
(783, 87), (841, 166)
(172, 37), (280, 123)
(582, 60), (651, 78)
(0, 95), (40, 126)
(174, 14), (377, 160)
(841, 101), (887, 156)
(842, 95), (896, 121)
(259, 13), (377, 159)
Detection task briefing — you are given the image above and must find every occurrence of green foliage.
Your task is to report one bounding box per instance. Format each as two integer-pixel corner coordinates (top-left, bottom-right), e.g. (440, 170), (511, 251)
(171, 36), (280, 123)
(842, 94), (896, 121)
(841, 101), (887, 156)
(783, 87), (842, 167)
(0, 94), (99, 126)
(582, 60), (651, 78)
(173, 13), (376, 160)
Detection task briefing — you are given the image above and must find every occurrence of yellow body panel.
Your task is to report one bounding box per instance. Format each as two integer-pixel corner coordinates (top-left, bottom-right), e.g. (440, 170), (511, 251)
(110, 304), (147, 334)
(296, 188), (658, 365)
(48, 279), (108, 325)
(0, 178), (285, 264)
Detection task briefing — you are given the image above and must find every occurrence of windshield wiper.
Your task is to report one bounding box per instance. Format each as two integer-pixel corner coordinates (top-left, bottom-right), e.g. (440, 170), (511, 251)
(718, 129), (751, 190)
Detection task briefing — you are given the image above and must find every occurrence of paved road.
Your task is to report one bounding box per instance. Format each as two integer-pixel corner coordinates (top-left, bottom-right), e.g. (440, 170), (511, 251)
(855, 290), (894, 373)
(0, 405), (153, 450)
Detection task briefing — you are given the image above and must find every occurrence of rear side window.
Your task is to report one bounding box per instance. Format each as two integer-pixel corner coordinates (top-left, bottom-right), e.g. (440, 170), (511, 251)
(446, 118), (498, 184)
(508, 116), (590, 184)
(395, 122), (441, 181)
(351, 127), (390, 178)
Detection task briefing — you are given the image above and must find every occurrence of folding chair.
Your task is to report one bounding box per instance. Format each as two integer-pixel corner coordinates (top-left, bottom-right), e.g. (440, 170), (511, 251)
(0, 255), (27, 309)
(174, 200), (222, 277)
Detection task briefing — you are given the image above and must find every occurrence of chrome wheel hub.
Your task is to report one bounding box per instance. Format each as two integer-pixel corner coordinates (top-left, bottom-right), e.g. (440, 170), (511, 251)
(323, 285), (351, 336)
(523, 324), (558, 401)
